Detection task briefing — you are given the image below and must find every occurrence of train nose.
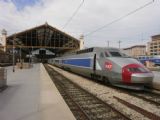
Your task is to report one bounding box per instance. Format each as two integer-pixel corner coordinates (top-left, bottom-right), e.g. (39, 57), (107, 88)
(131, 72), (154, 84)
(122, 63), (154, 84)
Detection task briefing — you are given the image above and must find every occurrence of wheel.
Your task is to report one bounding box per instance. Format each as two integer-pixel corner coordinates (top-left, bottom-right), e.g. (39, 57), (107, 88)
(103, 76), (110, 85)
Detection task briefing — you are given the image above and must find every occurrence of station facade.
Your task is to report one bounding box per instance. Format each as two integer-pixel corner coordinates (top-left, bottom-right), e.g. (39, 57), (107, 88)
(0, 23), (84, 63)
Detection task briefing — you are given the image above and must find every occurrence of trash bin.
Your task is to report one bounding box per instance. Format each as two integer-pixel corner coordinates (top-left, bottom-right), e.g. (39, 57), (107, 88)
(0, 67), (7, 88)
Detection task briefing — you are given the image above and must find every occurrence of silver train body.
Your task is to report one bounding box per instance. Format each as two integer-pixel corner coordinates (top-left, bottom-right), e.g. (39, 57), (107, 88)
(48, 47), (154, 90)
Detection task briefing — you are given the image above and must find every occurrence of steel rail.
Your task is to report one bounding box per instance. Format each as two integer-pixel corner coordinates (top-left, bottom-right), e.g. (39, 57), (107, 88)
(45, 65), (91, 120)
(45, 64), (130, 120)
(114, 96), (160, 120)
(129, 90), (160, 106)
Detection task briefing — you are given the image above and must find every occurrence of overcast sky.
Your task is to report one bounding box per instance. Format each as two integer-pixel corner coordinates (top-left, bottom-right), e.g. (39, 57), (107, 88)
(0, 0), (160, 48)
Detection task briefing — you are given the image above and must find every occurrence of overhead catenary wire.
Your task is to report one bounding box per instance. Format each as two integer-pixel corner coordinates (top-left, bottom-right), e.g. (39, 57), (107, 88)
(84, 0), (155, 37)
(62, 0), (84, 29)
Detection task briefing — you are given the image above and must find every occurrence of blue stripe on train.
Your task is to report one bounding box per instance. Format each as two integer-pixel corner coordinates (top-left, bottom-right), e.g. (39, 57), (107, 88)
(62, 58), (91, 67)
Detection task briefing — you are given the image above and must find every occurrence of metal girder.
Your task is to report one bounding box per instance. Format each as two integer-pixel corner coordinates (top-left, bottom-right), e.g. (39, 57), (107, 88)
(6, 23), (80, 52)
(1, 45), (76, 49)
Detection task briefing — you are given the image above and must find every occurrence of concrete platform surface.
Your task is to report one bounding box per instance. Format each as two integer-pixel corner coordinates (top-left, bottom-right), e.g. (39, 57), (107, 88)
(0, 64), (75, 120)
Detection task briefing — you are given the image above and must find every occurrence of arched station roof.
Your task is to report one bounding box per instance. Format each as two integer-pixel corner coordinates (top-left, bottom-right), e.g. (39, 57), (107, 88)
(6, 23), (80, 54)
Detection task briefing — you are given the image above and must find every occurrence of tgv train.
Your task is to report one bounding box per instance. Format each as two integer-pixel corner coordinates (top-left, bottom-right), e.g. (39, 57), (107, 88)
(138, 55), (160, 66)
(48, 47), (154, 90)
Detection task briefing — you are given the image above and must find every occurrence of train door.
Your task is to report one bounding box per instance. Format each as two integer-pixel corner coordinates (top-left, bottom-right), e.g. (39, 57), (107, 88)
(93, 54), (96, 72)
(91, 54), (97, 79)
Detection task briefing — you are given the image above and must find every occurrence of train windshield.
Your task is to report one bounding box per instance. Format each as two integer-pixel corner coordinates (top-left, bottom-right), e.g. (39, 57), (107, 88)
(127, 67), (148, 73)
(105, 50), (130, 57)
(109, 51), (122, 57)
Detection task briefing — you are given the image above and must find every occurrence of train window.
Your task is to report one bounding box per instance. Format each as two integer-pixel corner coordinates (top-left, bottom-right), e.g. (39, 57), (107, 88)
(76, 48), (94, 54)
(100, 53), (104, 58)
(105, 52), (109, 57)
(127, 67), (148, 73)
(109, 52), (122, 57)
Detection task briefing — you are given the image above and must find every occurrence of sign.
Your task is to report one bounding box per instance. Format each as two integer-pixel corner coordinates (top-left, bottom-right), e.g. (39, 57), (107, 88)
(105, 62), (112, 70)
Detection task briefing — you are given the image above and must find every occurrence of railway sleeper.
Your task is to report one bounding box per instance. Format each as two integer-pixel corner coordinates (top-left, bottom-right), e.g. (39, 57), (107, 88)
(74, 98), (94, 102)
(77, 100), (101, 105)
(81, 104), (104, 110)
(45, 65), (130, 120)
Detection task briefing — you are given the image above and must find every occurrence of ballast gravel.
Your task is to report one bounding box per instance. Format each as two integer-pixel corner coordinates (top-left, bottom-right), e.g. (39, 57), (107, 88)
(49, 65), (160, 120)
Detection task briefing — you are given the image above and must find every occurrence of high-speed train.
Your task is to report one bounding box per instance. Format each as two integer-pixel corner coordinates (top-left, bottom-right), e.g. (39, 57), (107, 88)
(48, 47), (154, 90)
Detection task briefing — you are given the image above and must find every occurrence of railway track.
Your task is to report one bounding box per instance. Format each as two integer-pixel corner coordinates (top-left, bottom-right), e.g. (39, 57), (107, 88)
(114, 96), (160, 120)
(44, 64), (130, 120)
(92, 79), (160, 107)
(129, 90), (160, 106)
(105, 85), (160, 107)
(90, 80), (160, 107)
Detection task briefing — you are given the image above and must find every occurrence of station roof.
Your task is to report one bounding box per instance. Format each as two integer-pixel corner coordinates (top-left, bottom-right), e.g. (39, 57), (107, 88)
(6, 23), (80, 54)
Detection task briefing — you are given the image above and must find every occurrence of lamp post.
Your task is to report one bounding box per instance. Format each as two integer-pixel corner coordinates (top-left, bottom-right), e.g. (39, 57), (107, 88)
(20, 46), (22, 69)
(118, 40), (121, 49)
(13, 35), (16, 72)
(107, 41), (109, 47)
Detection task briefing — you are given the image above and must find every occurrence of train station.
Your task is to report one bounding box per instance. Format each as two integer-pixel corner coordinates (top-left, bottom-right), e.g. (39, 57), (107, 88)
(0, 0), (160, 120)
(0, 22), (159, 120)
(0, 23), (83, 120)
(0, 22), (83, 63)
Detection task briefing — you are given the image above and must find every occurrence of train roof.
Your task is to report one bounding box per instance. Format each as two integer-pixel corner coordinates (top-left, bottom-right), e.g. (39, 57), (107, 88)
(77, 47), (119, 54)
(92, 47), (120, 51)
(62, 47), (120, 57)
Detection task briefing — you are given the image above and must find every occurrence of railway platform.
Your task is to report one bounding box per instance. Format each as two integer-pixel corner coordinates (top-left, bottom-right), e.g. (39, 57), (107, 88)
(0, 64), (76, 120)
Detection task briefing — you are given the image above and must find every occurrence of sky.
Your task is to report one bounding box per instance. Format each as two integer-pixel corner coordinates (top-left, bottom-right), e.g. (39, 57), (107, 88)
(11, 0), (39, 10)
(0, 0), (160, 48)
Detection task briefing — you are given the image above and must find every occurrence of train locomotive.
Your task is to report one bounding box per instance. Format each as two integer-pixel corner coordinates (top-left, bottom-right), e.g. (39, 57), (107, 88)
(48, 47), (154, 90)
